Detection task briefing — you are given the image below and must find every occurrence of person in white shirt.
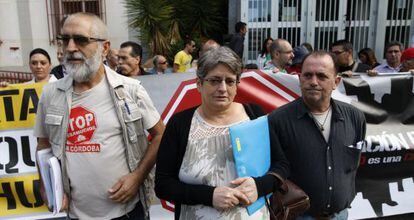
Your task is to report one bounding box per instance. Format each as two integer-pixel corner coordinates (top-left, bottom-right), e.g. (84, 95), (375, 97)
(368, 41), (403, 76)
(34, 12), (165, 220)
(256, 37), (273, 69)
(0, 48), (57, 87)
(26, 48), (57, 83)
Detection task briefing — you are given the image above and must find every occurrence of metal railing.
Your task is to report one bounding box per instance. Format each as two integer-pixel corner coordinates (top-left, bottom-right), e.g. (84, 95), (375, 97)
(0, 71), (33, 84)
(243, 0), (414, 64)
(46, 0), (106, 45)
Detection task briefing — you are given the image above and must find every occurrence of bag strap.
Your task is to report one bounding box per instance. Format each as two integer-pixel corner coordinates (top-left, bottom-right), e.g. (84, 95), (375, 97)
(267, 171), (288, 194)
(265, 196), (277, 219)
(266, 171), (290, 219)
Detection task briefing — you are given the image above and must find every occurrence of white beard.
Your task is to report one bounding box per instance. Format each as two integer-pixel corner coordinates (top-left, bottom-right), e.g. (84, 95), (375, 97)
(64, 44), (103, 83)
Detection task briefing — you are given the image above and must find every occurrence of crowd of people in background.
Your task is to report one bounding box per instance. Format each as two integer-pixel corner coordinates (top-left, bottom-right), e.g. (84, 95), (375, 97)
(1, 19), (414, 88)
(1, 15), (414, 220)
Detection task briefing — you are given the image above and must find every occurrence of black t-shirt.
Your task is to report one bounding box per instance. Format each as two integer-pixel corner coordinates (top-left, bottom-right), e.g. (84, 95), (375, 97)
(338, 62), (371, 73)
(50, 64), (65, 79)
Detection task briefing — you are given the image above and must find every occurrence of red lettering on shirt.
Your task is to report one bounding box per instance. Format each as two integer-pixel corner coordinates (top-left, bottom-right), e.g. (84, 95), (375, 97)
(66, 143), (101, 153)
(66, 106), (100, 153)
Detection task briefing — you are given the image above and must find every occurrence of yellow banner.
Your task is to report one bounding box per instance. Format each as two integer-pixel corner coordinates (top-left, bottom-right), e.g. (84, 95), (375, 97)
(0, 83), (44, 131)
(0, 173), (48, 217)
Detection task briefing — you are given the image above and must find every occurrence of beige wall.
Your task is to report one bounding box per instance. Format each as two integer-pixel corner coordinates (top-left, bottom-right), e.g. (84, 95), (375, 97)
(0, 0), (131, 72)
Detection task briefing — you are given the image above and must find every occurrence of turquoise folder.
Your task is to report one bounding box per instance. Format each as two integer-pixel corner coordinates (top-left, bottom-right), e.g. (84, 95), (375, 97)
(229, 115), (270, 215)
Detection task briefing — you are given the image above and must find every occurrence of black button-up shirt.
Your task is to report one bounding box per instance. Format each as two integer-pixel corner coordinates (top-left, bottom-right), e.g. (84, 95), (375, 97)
(268, 98), (366, 216)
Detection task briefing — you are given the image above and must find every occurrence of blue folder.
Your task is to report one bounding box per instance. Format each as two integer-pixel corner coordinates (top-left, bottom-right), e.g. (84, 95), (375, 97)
(229, 115), (270, 215)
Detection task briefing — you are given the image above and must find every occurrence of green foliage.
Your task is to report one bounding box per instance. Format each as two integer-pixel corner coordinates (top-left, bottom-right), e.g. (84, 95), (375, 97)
(172, 0), (227, 39)
(124, 0), (228, 58)
(124, 0), (173, 56)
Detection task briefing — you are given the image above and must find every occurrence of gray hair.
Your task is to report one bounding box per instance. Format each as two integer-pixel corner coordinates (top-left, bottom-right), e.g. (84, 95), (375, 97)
(153, 55), (161, 66)
(65, 12), (108, 39)
(197, 46), (242, 80)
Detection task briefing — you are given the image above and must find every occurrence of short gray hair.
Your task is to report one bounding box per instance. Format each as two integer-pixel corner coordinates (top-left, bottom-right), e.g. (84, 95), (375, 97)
(65, 12), (108, 39)
(153, 55), (161, 66)
(197, 46), (242, 79)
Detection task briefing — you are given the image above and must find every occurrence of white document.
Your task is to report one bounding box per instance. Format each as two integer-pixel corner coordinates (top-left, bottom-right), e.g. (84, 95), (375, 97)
(36, 149), (63, 215)
(48, 157), (63, 214)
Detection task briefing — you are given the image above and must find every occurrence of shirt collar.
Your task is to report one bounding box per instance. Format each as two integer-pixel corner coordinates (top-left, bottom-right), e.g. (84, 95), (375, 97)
(296, 98), (344, 121)
(383, 63), (402, 71)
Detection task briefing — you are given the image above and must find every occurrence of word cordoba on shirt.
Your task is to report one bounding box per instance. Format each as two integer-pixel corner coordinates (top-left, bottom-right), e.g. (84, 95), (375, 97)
(66, 106), (100, 153)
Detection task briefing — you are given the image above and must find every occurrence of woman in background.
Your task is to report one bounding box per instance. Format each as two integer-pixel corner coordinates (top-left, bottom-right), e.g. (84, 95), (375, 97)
(26, 48), (57, 83)
(358, 48), (380, 70)
(0, 48), (56, 87)
(257, 37), (273, 69)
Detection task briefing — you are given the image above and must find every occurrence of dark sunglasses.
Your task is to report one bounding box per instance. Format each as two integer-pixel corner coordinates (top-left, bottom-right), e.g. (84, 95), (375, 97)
(158, 61), (168, 65)
(57, 35), (106, 46)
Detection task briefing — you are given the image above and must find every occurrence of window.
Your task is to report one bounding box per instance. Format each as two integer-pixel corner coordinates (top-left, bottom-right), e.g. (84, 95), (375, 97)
(46, 0), (106, 44)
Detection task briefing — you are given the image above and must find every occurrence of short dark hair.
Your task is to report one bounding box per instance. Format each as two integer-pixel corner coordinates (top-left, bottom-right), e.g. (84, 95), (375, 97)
(301, 51), (339, 75)
(235, 21), (247, 33)
(385, 41), (403, 52)
(331, 39), (353, 52)
(184, 39), (194, 48)
(29, 48), (51, 63)
(120, 41), (142, 58)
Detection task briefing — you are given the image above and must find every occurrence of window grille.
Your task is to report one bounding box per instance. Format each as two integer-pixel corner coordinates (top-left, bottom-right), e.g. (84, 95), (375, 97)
(46, 0), (106, 44)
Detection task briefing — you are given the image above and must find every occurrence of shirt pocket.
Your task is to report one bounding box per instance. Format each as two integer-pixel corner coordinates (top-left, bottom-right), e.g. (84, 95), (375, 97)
(45, 106), (65, 158)
(343, 141), (364, 174)
(122, 100), (145, 144)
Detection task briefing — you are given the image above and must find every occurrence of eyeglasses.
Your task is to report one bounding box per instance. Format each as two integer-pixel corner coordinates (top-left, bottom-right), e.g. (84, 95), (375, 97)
(203, 77), (239, 87)
(278, 50), (293, 54)
(57, 35), (106, 47)
(331, 50), (345, 55)
(158, 61), (167, 65)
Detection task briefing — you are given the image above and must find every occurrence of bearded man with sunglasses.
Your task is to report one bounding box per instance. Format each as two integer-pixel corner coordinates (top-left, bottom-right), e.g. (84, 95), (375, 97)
(34, 12), (165, 220)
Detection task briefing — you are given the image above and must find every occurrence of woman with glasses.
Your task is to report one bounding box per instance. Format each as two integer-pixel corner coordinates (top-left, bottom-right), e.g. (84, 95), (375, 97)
(155, 46), (288, 219)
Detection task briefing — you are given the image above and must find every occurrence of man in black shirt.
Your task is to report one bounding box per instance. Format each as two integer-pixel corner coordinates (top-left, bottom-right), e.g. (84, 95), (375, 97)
(50, 41), (66, 79)
(331, 40), (371, 77)
(268, 51), (366, 219)
(229, 21), (247, 59)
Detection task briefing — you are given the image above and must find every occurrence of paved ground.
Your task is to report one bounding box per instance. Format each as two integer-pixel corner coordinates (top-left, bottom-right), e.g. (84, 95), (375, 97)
(5, 204), (174, 220)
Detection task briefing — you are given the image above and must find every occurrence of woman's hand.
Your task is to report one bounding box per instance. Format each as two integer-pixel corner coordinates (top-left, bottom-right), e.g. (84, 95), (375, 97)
(212, 186), (249, 210)
(231, 177), (258, 206)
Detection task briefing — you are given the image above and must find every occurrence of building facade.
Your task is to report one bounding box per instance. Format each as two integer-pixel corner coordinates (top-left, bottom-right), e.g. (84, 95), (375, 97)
(0, 0), (135, 72)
